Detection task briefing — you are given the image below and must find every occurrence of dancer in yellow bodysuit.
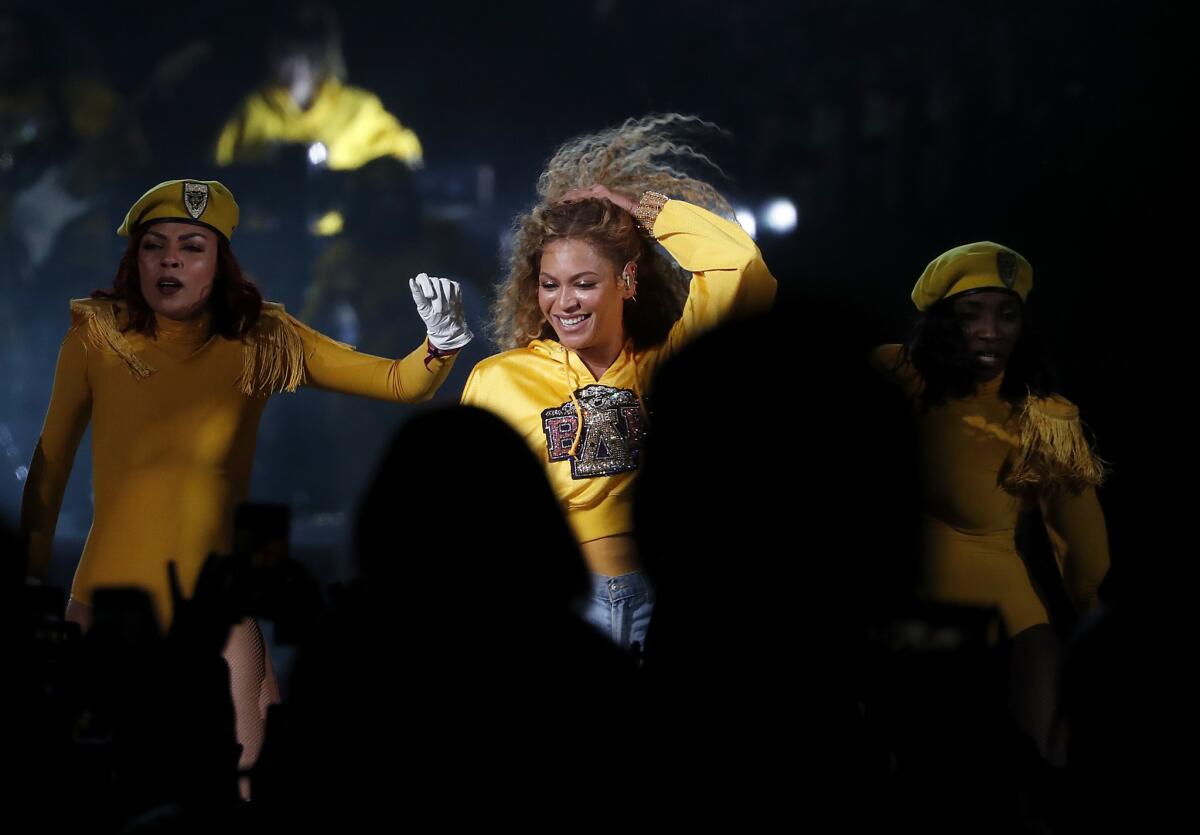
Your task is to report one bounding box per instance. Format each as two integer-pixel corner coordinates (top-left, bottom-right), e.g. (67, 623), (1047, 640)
(20, 177), (471, 784)
(872, 241), (1109, 759)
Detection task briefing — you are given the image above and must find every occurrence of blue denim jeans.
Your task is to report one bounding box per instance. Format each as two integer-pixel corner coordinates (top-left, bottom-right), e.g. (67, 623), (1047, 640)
(579, 570), (655, 652)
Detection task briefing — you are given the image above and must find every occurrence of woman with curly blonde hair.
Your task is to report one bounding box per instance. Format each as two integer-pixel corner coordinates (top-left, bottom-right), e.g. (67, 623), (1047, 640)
(462, 115), (777, 650)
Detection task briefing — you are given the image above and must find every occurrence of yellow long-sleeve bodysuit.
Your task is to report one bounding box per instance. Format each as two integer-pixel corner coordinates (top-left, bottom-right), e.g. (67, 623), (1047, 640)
(461, 200), (777, 545)
(214, 78), (423, 171)
(872, 344), (1109, 634)
(21, 300), (454, 624)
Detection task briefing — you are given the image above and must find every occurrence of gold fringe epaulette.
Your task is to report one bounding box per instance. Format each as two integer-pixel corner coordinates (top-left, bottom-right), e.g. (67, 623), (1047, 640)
(236, 303), (309, 396)
(1002, 394), (1108, 497)
(69, 298), (155, 380)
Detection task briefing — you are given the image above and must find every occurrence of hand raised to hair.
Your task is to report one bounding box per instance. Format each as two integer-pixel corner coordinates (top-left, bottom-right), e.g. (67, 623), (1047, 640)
(558, 185), (638, 215)
(409, 273), (474, 351)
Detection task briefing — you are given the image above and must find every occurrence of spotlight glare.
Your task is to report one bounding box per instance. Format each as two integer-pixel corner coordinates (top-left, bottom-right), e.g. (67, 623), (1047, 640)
(308, 142), (329, 166)
(764, 198), (798, 234)
(735, 208), (757, 240)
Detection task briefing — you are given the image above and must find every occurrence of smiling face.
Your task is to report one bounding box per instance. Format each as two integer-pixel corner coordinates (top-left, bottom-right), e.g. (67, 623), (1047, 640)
(950, 289), (1023, 381)
(136, 222), (219, 321)
(538, 237), (635, 374)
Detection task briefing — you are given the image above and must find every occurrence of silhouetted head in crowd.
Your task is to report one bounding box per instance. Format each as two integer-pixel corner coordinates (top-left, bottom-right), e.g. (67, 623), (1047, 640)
(634, 300), (921, 664)
(625, 301), (919, 819)
(356, 405), (589, 619)
(261, 407), (626, 817)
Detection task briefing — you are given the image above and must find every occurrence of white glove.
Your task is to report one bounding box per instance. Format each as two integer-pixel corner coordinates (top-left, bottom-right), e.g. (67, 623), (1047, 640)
(409, 273), (473, 351)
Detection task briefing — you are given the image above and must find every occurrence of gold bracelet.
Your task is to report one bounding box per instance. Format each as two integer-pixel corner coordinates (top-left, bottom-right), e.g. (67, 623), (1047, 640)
(633, 191), (669, 236)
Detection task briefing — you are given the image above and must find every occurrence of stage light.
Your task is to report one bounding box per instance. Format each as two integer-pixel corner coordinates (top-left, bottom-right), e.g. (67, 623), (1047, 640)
(735, 208), (757, 239)
(763, 198), (798, 234)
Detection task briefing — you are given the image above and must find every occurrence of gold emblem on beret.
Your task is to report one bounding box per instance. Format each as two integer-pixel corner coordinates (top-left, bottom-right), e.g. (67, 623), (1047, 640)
(996, 250), (1018, 289)
(183, 182), (209, 219)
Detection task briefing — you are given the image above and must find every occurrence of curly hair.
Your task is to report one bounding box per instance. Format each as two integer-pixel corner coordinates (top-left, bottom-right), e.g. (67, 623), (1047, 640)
(490, 114), (735, 351)
(92, 225), (264, 340)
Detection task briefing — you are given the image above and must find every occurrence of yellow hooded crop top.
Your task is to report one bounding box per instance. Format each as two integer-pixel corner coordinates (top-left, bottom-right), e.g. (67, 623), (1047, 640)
(461, 199), (777, 545)
(21, 299), (455, 625)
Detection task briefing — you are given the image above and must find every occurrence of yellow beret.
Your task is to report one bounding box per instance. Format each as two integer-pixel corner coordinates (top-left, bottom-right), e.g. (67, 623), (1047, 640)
(117, 179), (239, 241)
(911, 241), (1032, 311)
